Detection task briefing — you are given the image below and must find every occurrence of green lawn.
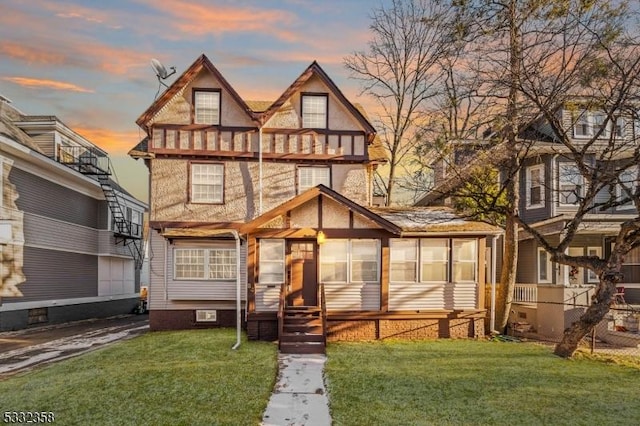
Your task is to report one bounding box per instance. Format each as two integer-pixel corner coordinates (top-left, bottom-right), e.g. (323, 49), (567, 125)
(326, 340), (640, 426)
(0, 329), (277, 426)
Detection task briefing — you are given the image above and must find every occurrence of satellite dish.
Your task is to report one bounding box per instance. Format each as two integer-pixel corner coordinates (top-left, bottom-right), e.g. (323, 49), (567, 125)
(150, 58), (177, 99)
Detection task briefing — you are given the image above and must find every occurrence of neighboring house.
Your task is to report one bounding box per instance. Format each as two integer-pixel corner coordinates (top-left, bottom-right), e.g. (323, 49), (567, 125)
(130, 54), (500, 352)
(419, 105), (640, 339)
(0, 96), (146, 331)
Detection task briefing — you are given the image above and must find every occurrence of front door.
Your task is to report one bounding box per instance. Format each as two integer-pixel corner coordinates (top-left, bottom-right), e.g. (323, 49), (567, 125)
(288, 241), (318, 306)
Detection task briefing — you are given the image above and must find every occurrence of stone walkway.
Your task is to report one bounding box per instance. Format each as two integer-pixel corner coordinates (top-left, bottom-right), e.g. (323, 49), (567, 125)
(261, 354), (331, 426)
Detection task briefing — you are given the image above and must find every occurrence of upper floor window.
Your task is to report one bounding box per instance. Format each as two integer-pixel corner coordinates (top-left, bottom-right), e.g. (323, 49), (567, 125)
(526, 164), (545, 209)
(616, 166), (637, 210)
(298, 166), (330, 194)
(191, 163), (223, 203)
(194, 90), (220, 125)
(302, 94), (328, 128)
(558, 163), (583, 206)
(573, 110), (616, 139)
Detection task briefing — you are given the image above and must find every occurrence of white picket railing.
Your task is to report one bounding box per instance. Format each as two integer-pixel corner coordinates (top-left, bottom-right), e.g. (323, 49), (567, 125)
(513, 283), (538, 304)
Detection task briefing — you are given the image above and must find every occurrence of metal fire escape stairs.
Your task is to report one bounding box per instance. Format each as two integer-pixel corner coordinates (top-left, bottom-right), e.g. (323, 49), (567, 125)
(58, 146), (144, 269)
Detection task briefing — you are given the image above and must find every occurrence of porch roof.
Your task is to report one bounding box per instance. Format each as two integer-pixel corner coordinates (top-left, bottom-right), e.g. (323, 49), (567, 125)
(370, 207), (502, 236)
(518, 214), (635, 240)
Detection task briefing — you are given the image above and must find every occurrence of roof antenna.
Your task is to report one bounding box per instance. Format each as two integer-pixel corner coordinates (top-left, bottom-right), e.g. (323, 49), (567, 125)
(151, 58), (176, 99)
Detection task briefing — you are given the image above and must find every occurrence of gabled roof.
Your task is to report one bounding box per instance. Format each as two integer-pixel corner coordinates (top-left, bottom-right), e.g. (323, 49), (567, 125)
(241, 184), (401, 234)
(258, 61), (377, 137)
(135, 54), (258, 131)
(0, 101), (45, 153)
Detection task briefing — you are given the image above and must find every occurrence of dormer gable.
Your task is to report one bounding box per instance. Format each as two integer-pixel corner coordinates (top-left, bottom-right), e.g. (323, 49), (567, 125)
(259, 62), (376, 140)
(136, 54), (258, 132)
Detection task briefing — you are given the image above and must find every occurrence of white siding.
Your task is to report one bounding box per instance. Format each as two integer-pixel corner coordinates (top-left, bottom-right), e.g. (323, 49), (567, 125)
(324, 282), (380, 311)
(167, 242), (247, 300)
(148, 230), (247, 310)
(389, 282), (477, 310)
(255, 284), (280, 312)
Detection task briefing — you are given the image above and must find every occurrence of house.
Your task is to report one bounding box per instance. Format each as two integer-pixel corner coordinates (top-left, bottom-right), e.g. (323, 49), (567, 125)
(418, 104), (640, 339)
(129, 54), (500, 352)
(0, 96), (146, 331)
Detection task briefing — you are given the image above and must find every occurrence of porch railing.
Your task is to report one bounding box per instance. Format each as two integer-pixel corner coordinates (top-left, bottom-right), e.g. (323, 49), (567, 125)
(513, 283), (538, 304)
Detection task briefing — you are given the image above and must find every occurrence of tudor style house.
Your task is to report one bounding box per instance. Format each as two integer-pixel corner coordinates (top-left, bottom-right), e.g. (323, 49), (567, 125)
(0, 96), (146, 331)
(419, 104), (640, 339)
(130, 54), (500, 353)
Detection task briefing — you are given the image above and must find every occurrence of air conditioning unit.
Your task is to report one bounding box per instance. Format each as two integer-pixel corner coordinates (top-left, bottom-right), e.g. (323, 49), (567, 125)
(195, 310), (217, 322)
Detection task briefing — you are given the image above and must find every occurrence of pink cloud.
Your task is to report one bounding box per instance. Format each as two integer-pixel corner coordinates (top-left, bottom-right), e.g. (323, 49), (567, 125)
(73, 126), (142, 154)
(138, 0), (300, 42)
(2, 77), (94, 93)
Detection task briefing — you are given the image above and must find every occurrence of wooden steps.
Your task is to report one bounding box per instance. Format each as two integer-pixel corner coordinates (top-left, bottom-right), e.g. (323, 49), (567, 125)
(279, 306), (325, 354)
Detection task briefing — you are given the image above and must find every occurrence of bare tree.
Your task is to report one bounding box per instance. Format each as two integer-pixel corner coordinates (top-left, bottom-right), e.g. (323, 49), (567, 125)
(344, 0), (455, 205)
(425, 0), (640, 356)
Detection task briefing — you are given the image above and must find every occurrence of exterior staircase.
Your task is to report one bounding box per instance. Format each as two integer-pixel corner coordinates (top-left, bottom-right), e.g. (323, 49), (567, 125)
(56, 145), (144, 268)
(279, 306), (326, 354)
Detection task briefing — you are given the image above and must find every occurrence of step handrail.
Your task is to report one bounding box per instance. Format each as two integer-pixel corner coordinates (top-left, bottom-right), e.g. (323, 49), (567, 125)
(277, 282), (286, 350)
(319, 282), (327, 346)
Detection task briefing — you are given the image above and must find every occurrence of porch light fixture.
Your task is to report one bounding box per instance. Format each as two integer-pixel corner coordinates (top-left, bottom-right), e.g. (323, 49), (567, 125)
(317, 230), (326, 244)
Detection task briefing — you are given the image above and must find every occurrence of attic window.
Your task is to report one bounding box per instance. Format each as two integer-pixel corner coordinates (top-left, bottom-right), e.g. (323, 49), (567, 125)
(194, 90), (220, 125)
(302, 94), (328, 128)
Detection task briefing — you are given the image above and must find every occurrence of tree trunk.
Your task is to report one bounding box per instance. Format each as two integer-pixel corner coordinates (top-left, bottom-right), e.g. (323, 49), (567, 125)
(554, 274), (618, 358)
(386, 160), (397, 206)
(496, 212), (518, 331)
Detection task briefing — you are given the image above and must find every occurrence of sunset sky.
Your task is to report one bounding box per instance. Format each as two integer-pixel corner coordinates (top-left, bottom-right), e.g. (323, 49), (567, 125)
(0, 0), (386, 201)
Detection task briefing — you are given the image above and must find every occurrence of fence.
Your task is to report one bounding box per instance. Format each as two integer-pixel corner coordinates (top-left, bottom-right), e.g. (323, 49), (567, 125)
(509, 297), (640, 357)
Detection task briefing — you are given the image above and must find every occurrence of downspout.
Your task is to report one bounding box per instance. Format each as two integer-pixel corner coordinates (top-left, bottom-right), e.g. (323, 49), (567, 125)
(164, 234), (168, 300)
(258, 127), (263, 216)
(232, 230), (242, 350)
(490, 235), (498, 334)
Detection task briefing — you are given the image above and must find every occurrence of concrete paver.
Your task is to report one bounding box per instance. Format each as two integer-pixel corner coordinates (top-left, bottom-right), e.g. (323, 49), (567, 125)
(262, 354), (331, 426)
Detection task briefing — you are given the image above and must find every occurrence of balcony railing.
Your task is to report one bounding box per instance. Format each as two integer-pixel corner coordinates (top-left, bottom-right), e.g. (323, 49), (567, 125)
(148, 124), (368, 160)
(57, 145), (110, 175)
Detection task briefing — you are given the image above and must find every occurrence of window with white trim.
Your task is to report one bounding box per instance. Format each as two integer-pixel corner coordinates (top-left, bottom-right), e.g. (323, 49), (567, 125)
(452, 239), (477, 282)
(573, 110), (611, 139)
(320, 240), (348, 282)
(526, 164), (545, 208)
(587, 247), (601, 283)
(614, 117), (625, 138)
(191, 163), (223, 203)
(174, 248), (237, 280)
(558, 163), (583, 206)
(351, 240), (379, 282)
(616, 166), (637, 210)
(573, 110), (590, 138)
(537, 248), (552, 283)
(194, 90), (220, 125)
(302, 94), (327, 128)
(390, 239), (418, 282)
(298, 166), (330, 194)
(420, 239), (449, 282)
(259, 239), (285, 283)
(319, 239), (379, 283)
